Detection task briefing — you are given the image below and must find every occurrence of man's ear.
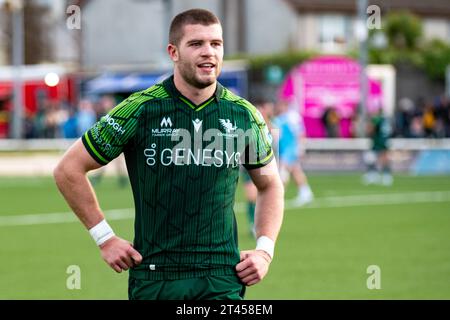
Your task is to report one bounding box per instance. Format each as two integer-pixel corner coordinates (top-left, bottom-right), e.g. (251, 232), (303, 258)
(167, 44), (178, 62)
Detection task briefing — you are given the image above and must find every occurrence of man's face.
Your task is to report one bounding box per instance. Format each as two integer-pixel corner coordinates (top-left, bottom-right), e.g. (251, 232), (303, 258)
(168, 23), (224, 89)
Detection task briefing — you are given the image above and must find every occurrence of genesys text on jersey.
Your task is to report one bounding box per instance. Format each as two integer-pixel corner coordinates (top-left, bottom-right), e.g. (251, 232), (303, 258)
(144, 145), (242, 168)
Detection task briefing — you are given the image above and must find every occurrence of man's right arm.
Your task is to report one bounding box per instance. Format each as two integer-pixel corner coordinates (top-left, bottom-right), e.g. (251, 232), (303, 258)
(53, 139), (142, 272)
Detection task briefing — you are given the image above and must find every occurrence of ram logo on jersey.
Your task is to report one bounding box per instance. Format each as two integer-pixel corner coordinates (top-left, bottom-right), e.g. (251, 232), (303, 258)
(219, 119), (237, 133)
(218, 119), (239, 138)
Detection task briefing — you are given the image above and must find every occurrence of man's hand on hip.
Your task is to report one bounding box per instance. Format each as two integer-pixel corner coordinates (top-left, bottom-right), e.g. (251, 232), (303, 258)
(99, 236), (142, 273)
(236, 250), (272, 286)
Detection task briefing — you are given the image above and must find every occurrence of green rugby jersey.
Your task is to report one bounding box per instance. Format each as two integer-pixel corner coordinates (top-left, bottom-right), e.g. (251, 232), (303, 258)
(82, 76), (273, 280)
(371, 114), (390, 151)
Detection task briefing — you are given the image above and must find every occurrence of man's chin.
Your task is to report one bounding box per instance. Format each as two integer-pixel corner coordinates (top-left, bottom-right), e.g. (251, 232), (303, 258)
(193, 76), (216, 89)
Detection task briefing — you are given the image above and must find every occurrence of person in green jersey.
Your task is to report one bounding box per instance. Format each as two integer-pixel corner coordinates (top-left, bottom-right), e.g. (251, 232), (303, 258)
(53, 9), (284, 300)
(363, 108), (393, 186)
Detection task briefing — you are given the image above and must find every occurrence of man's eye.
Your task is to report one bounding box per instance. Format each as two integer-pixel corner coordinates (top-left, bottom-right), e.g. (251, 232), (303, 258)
(190, 43), (201, 47)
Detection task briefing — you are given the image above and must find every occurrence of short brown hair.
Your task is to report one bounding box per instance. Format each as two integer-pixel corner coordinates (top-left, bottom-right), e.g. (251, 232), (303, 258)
(169, 9), (221, 46)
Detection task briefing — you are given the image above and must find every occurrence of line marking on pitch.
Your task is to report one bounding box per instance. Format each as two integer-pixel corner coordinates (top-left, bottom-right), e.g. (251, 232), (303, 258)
(1, 191), (450, 227)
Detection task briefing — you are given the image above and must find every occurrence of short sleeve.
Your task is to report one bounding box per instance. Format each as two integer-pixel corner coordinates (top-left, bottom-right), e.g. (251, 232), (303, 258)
(82, 93), (145, 165)
(242, 108), (274, 170)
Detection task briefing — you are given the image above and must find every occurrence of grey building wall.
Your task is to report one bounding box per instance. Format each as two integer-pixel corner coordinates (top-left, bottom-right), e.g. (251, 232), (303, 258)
(48, 1), (80, 65)
(2, 0), (450, 68)
(80, 0), (299, 68)
(82, 0), (166, 68)
(296, 13), (318, 51)
(169, 0), (239, 55)
(423, 18), (450, 42)
(221, 0), (243, 55)
(245, 0), (297, 54)
(53, 22), (80, 64)
(171, 0), (221, 17)
(81, 0), (226, 68)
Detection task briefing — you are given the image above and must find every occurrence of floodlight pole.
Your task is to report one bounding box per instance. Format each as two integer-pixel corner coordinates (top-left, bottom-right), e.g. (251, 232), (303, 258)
(10, 0), (24, 139)
(161, 0), (172, 67)
(357, 0), (369, 138)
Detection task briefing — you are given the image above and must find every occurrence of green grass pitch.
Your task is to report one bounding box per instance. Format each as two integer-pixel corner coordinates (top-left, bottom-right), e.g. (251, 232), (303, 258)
(0, 174), (449, 299)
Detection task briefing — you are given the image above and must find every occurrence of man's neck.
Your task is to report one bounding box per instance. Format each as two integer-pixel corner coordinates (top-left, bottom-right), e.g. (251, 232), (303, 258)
(173, 73), (216, 105)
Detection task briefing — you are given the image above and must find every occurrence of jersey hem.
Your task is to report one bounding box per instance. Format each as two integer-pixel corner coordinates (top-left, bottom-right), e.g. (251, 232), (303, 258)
(129, 265), (237, 281)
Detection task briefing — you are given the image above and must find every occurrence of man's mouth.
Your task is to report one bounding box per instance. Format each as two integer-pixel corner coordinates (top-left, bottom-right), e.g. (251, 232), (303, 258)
(197, 63), (215, 72)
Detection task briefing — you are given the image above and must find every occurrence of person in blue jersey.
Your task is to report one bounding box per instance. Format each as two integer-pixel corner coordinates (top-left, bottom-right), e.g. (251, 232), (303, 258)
(242, 98), (276, 237)
(272, 99), (313, 206)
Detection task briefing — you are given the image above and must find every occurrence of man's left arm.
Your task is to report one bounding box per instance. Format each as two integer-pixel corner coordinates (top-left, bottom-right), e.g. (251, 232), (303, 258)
(236, 158), (284, 286)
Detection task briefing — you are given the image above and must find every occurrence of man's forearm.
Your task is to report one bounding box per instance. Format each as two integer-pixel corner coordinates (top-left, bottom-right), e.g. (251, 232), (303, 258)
(54, 165), (104, 229)
(254, 178), (284, 242)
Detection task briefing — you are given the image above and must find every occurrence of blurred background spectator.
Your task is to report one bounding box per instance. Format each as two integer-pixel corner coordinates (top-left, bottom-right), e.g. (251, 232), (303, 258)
(0, 0), (449, 141)
(76, 99), (96, 137)
(321, 106), (341, 138)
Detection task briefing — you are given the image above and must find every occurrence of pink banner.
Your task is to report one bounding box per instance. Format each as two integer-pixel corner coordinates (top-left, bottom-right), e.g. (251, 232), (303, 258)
(280, 56), (382, 137)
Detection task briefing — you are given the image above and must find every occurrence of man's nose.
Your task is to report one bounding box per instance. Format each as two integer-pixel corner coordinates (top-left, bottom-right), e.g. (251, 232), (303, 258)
(200, 44), (214, 56)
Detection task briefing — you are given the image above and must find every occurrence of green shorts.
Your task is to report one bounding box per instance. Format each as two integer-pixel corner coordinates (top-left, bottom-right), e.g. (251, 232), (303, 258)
(128, 274), (246, 300)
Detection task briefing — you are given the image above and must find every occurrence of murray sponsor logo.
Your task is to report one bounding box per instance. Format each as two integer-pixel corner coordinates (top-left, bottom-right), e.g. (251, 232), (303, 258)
(152, 117), (180, 137)
(160, 117), (172, 127)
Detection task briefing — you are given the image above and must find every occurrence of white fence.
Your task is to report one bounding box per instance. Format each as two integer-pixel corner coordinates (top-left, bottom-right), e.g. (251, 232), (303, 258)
(1, 138), (450, 152)
(0, 138), (449, 176)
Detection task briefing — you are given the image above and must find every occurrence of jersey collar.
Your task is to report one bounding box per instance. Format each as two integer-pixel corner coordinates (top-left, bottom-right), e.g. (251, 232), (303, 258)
(163, 75), (223, 110)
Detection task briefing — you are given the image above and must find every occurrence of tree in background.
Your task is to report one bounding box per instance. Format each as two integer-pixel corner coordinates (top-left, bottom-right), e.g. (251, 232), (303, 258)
(384, 10), (423, 50)
(422, 39), (450, 81)
(369, 10), (450, 81)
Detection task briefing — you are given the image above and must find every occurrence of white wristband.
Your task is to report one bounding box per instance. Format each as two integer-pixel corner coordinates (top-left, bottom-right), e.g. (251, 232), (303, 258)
(255, 236), (275, 259)
(88, 219), (115, 246)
